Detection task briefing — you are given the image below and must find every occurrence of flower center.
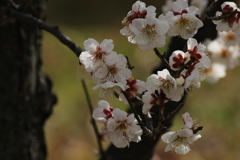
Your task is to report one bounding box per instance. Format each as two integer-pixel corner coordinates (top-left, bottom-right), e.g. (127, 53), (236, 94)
(143, 24), (156, 36)
(225, 32), (235, 41)
(108, 65), (118, 75)
(93, 46), (106, 62)
(173, 136), (188, 146)
(220, 49), (231, 57)
(176, 17), (190, 28)
(119, 121), (128, 132)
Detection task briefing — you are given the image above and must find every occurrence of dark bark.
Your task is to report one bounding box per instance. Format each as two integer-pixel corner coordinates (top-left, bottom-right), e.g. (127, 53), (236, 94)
(0, 1), (56, 160)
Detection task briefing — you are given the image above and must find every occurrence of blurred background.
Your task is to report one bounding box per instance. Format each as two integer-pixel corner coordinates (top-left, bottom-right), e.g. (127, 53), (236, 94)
(42, 0), (240, 160)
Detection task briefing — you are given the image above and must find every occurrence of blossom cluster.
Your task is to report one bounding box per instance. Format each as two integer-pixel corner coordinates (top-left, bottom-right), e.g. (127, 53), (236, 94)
(120, 0), (204, 52)
(204, 30), (240, 83)
(79, 0), (240, 153)
(142, 38), (210, 115)
(92, 100), (142, 148)
(120, 1), (169, 51)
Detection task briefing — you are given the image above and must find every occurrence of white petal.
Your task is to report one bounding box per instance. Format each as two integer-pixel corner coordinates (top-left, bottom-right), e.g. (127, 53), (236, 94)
(94, 64), (108, 78)
(187, 134), (201, 144)
(98, 100), (110, 109)
(164, 144), (173, 152)
(112, 108), (128, 121)
(84, 38), (99, 52)
(107, 118), (117, 131)
(172, 0), (188, 13)
(161, 131), (177, 143)
(100, 39), (114, 53)
(177, 128), (193, 137)
(174, 144), (191, 155)
(135, 33), (150, 45)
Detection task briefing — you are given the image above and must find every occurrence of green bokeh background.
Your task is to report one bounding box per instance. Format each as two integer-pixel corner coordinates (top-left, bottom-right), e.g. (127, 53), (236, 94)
(42, 0), (240, 160)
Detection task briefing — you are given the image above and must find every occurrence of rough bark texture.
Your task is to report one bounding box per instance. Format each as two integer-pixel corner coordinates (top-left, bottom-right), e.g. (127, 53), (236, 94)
(0, 1), (56, 160)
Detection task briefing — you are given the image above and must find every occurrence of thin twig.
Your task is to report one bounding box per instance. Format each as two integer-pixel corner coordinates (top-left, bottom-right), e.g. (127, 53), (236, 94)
(148, 103), (184, 139)
(172, 59), (193, 78)
(153, 48), (171, 71)
(81, 79), (104, 155)
(126, 56), (134, 70)
(8, 0), (20, 9)
(207, 9), (239, 20)
(188, 0), (193, 7)
(121, 90), (151, 135)
(0, 7), (83, 57)
(201, 0), (218, 21)
(163, 103), (184, 124)
(193, 126), (203, 134)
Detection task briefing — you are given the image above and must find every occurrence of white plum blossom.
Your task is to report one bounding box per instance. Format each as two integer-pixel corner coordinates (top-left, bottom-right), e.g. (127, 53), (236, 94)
(207, 38), (240, 69)
(93, 52), (132, 84)
(213, 2), (240, 32)
(161, 128), (201, 155)
(182, 112), (199, 130)
(161, 0), (203, 39)
(119, 77), (147, 104)
(79, 38), (115, 73)
(107, 108), (142, 148)
(122, 1), (156, 26)
(186, 38), (211, 69)
(120, 1), (157, 47)
(92, 81), (128, 98)
(204, 62), (227, 83)
(92, 100), (113, 123)
(123, 15), (169, 51)
(218, 31), (240, 46)
(146, 69), (184, 102)
(182, 112), (194, 129)
(162, 112), (201, 154)
(181, 38), (211, 91)
(142, 91), (159, 115)
(126, 77), (146, 96)
(162, 0), (207, 14)
(183, 69), (202, 91)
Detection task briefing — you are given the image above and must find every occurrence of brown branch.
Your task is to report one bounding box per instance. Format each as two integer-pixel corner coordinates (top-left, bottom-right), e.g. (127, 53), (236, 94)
(121, 91), (151, 135)
(207, 9), (239, 20)
(0, 7), (83, 57)
(201, 0), (218, 21)
(81, 79), (104, 155)
(148, 103), (184, 139)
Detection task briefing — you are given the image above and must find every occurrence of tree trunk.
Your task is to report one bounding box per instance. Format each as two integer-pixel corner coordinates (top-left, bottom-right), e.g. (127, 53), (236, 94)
(0, 1), (56, 160)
